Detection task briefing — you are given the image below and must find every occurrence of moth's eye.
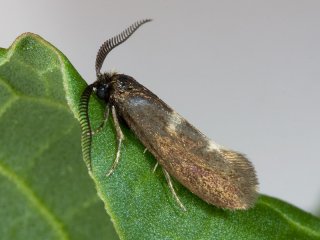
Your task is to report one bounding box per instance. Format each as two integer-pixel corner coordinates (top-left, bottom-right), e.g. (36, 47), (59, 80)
(96, 84), (109, 100)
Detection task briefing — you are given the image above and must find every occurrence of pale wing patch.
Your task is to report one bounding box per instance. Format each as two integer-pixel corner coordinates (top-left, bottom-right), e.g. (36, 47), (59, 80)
(206, 140), (222, 152)
(166, 111), (183, 132)
(129, 97), (150, 107)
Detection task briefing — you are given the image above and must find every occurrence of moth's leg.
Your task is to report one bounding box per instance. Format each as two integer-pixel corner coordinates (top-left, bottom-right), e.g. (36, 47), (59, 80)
(142, 148), (159, 172)
(106, 105), (124, 177)
(143, 149), (158, 172)
(162, 168), (187, 211)
(143, 148), (158, 171)
(152, 162), (159, 173)
(90, 104), (110, 136)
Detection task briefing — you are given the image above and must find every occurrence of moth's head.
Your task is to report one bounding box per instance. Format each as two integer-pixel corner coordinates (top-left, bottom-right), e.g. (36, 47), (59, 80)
(93, 73), (116, 101)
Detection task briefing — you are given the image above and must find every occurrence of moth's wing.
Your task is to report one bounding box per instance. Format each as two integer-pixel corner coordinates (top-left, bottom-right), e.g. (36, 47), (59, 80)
(117, 93), (258, 210)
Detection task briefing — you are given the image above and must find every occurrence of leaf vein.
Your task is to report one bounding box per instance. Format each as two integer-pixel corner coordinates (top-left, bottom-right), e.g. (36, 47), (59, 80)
(26, 124), (76, 173)
(0, 162), (70, 240)
(0, 75), (70, 112)
(0, 97), (18, 118)
(259, 199), (320, 238)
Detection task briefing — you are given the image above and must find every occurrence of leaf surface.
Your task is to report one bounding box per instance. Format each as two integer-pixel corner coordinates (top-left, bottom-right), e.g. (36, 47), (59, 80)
(1, 33), (320, 240)
(0, 33), (118, 240)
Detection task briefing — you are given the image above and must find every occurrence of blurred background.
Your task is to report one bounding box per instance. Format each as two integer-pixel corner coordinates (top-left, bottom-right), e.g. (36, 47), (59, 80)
(1, 0), (319, 214)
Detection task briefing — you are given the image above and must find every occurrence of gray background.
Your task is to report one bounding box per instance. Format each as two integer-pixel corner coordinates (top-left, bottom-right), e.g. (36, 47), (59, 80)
(1, 0), (319, 213)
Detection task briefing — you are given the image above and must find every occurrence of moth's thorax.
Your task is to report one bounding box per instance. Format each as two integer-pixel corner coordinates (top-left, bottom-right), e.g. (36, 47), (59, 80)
(94, 72), (151, 111)
(109, 74), (149, 102)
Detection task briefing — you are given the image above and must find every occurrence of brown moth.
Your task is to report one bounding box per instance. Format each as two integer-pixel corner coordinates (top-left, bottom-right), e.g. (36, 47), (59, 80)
(79, 19), (259, 211)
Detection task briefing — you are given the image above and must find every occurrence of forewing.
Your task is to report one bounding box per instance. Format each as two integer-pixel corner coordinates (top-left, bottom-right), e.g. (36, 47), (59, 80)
(117, 92), (258, 209)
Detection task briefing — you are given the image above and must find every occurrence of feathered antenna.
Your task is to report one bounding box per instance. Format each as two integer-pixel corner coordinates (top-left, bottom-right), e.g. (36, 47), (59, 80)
(79, 84), (94, 171)
(80, 19), (152, 171)
(95, 19), (152, 76)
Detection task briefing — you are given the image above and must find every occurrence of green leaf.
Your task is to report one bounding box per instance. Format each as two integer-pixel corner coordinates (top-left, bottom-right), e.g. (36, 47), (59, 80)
(1, 33), (320, 240)
(0, 33), (118, 240)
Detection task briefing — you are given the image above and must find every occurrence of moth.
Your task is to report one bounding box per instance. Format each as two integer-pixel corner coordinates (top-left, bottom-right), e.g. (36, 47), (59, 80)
(79, 19), (258, 211)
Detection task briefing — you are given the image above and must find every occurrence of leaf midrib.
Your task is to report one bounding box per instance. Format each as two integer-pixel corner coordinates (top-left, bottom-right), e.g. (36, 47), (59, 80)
(0, 162), (69, 240)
